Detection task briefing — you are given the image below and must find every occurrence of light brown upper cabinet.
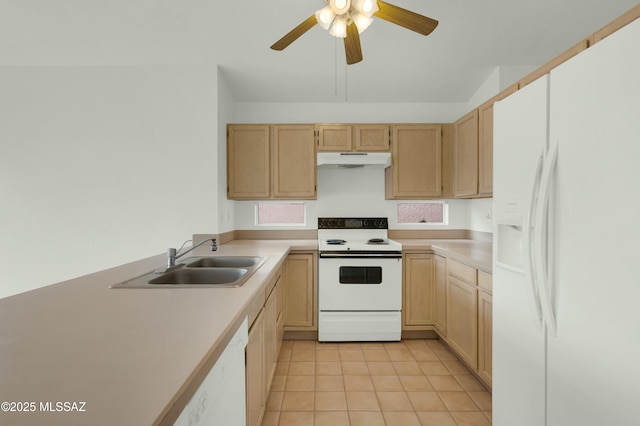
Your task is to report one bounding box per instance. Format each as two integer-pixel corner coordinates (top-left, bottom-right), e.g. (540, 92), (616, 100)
(453, 110), (479, 198)
(227, 125), (271, 199)
(317, 124), (390, 152)
(477, 84), (518, 196)
(385, 124), (443, 199)
(272, 125), (316, 199)
(227, 124), (316, 200)
(316, 124), (352, 151)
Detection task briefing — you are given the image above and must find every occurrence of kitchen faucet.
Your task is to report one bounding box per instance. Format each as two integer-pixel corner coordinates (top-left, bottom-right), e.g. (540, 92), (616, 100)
(166, 238), (217, 269)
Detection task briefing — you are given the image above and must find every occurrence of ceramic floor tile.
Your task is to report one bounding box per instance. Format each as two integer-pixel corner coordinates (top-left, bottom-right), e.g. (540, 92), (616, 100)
(367, 361), (397, 375)
(343, 375), (375, 391)
(290, 349), (316, 361)
(348, 411), (386, 426)
(419, 361), (451, 375)
(265, 339), (492, 425)
(399, 375), (434, 392)
(456, 374), (488, 392)
(339, 349), (366, 361)
(314, 410), (350, 426)
(450, 411), (492, 425)
(345, 391), (381, 411)
(428, 375), (465, 391)
(377, 391), (414, 411)
(387, 348), (415, 361)
(315, 391), (348, 411)
(409, 348), (440, 361)
(281, 391), (314, 411)
(316, 350), (340, 362)
(288, 361), (315, 375)
(416, 411), (458, 426)
(285, 375), (314, 391)
(363, 349), (391, 361)
(316, 361), (343, 375)
(407, 391), (447, 411)
(382, 410), (422, 426)
(315, 375), (344, 391)
(278, 411), (314, 426)
(393, 361), (423, 375)
(341, 361), (369, 375)
(371, 375), (404, 391)
(260, 410), (279, 426)
(438, 391), (481, 411)
(468, 391), (492, 411)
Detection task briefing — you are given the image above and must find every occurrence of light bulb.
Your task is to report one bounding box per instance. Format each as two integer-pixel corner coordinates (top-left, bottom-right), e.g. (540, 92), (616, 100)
(352, 13), (373, 33)
(330, 17), (347, 38)
(330, 0), (351, 15)
(315, 6), (335, 30)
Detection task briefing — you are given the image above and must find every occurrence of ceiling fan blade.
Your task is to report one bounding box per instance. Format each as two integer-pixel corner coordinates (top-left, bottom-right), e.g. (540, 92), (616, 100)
(270, 15), (318, 51)
(374, 0), (439, 36)
(344, 23), (363, 65)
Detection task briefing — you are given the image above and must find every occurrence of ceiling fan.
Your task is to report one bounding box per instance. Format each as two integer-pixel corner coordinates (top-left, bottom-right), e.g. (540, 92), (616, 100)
(270, 0), (438, 65)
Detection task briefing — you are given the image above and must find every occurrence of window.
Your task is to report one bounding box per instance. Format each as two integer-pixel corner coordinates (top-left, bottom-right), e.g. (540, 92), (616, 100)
(397, 202), (447, 224)
(256, 202), (306, 226)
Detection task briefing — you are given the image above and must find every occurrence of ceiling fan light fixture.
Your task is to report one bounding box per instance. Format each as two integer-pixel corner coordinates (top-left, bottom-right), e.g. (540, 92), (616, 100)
(315, 6), (336, 30)
(330, 0), (351, 16)
(352, 12), (373, 33)
(352, 0), (378, 16)
(329, 16), (348, 38)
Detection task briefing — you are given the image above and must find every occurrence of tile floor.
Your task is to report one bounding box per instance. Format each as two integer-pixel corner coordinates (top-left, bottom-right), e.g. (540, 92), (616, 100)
(261, 339), (492, 426)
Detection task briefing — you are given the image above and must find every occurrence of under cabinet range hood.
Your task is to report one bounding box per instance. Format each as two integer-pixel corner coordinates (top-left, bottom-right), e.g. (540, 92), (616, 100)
(317, 152), (391, 169)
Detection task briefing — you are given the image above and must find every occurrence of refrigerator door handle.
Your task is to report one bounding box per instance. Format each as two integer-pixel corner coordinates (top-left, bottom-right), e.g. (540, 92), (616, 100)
(525, 152), (545, 325)
(535, 141), (559, 336)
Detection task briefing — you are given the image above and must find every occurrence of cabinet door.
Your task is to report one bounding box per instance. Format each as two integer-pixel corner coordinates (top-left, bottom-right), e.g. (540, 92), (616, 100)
(354, 124), (390, 151)
(272, 125), (316, 199)
(246, 310), (264, 426)
(403, 253), (434, 328)
(447, 275), (478, 369)
(453, 110), (479, 197)
(283, 253), (316, 329)
(316, 124), (352, 151)
(227, 125), (270, 199)
(264, 284), (278, 399)
(387, 125), (442, 198)
(478, 85), (517, 197)
(434, 255), (447, 336)
(478, 289), (493, 388)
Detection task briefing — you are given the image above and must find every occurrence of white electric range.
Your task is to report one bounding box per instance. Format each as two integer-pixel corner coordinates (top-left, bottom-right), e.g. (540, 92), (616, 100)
(317, 217), (403, 342)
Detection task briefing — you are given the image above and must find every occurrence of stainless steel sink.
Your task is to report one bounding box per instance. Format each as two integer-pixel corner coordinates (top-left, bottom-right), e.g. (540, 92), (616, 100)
(148, 268), (247, 285)
(110, 256), (267, 289)
(183, 256), (264, 268)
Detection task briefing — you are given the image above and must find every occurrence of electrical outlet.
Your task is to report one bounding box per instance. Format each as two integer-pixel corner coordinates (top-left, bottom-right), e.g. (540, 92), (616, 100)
(485, 210), (492, 222)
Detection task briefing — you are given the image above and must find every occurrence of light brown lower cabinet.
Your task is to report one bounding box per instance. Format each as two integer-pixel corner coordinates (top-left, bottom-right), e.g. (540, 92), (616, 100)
(447, 274), (478, 369)
(402, 253), (435, 329)
(245, 309), (264, 426)
(246, 268), (283, 426)
(433, 255), (447, 336)
(434, 257), (492, 388)
(478, 271), (493, 388)
(283, 252), (317, 330)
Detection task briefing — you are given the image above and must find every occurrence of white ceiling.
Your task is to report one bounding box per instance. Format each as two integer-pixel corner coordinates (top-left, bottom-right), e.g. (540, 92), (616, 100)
(215, 0), (638, 103)
(0, 1), (637, 104)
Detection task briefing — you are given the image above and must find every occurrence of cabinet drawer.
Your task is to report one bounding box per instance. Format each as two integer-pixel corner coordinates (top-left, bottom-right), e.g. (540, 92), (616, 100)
(447, 259), (477, 284)
(478, 271), (492, 294)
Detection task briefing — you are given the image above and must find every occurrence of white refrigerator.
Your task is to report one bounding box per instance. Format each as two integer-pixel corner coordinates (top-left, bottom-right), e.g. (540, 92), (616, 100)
(492, 18), (640, 426)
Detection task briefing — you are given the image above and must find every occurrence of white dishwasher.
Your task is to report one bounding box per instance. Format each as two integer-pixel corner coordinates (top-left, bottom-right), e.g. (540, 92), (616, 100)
(174, 317), (248, 426)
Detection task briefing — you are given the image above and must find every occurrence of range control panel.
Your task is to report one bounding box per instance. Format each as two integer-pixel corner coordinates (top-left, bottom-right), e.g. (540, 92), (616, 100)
(318, 217), (388, 230)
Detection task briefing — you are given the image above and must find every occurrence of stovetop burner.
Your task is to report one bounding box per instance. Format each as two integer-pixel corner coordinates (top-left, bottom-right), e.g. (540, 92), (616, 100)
(367, 238), (387, 245)
(326, 239), (346, 245)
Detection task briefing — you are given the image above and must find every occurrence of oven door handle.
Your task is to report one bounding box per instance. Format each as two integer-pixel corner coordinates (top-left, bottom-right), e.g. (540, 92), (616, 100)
(319, 252), (402, 259)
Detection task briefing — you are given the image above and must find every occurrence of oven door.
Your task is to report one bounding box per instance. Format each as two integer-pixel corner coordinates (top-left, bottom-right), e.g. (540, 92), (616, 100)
(318, 256), (402, 311)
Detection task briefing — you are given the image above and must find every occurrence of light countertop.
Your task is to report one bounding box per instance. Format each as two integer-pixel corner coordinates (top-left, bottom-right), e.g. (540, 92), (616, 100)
(0, 237), (487, 425)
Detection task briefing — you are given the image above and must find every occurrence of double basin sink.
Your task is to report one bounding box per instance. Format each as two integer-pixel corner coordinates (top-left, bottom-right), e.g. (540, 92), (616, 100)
(111, 256), (266, 289)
